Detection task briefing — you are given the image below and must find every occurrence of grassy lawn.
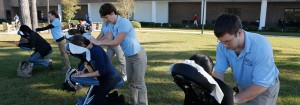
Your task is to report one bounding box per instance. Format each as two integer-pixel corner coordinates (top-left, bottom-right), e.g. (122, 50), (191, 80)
(0, 29), (299, 104)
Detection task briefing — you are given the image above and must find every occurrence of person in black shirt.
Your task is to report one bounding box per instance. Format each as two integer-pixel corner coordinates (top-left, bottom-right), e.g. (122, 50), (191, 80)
(17, 25), (53, 68)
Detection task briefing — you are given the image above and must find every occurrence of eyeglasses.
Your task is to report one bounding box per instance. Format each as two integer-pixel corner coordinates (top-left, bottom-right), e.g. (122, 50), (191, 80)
(218, 36), (236, 45)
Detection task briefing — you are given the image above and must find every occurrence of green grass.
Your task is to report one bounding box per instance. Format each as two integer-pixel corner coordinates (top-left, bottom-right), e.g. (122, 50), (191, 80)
(0, 29), (299, 104)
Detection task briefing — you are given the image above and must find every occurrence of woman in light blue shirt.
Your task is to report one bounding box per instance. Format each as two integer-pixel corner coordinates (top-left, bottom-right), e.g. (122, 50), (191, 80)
(36, 11), (71, 71)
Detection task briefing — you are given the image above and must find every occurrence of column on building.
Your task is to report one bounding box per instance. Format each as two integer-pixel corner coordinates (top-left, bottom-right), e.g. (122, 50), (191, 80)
(259, 0), (268, 30)
(88, 3), (92, 20)
(151, 1), (156, 23)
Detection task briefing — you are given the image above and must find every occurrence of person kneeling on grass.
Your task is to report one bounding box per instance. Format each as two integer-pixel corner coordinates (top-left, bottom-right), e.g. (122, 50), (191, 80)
(188, 54), (233, 105)
(16, 25), (53, 69)
(169, 54), (233, 105)
(70, 35), (122, 105)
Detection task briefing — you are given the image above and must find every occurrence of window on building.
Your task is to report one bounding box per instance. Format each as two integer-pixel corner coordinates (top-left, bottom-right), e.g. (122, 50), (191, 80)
(225, 8), (241, 17)
(37, 10), (43, 20)
(284, 8), (300, 27)
(6, 10), (11, 21)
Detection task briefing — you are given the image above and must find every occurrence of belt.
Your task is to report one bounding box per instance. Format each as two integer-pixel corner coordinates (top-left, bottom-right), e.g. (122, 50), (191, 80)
(56, 36), (65, 42)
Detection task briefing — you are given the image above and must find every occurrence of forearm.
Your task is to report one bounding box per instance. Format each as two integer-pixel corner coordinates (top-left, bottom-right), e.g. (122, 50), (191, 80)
(91, 33), (124, 46)
(18, 43), (33, 48)
(36, 24), (54, 32)
(213, 71), (225, 82)
(96, 31), (104, 40)
(100, 40), (120, 46)
(81, 71), (100, 77)
(96, 35), (103, 40)
(98, 35), (107, 41)
(234, 84), (267, 103)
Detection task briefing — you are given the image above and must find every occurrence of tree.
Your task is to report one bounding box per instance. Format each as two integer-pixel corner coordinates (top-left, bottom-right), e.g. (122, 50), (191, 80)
(114, 0), (135, 18)
(30, 0), (38, 30)
(61, 0), (80, 22)
(18, 0), (32, 28)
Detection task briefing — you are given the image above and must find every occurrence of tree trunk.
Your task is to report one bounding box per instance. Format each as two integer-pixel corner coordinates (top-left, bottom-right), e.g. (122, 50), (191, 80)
(30, 0), (38, 30)
(18, 0), (32, 29)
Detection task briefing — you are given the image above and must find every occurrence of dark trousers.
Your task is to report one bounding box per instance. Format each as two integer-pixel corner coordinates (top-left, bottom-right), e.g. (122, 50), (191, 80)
(92, 75), (121, 105)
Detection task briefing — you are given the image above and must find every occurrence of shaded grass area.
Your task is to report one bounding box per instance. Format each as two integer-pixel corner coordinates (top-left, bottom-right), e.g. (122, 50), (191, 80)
(252, 31), (300, 37)
(0, 30), (299, 104)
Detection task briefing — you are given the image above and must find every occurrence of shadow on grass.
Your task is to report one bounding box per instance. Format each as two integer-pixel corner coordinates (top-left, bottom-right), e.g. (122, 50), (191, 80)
(0, 46), (85, 104)
(0, 39), (57, 47)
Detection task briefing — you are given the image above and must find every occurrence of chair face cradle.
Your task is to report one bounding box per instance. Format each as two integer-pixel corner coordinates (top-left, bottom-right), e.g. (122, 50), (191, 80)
(171, 63), (220, 105)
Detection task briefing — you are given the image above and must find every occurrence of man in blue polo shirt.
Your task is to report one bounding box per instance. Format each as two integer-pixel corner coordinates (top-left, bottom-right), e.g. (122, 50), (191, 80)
(90, 3), (148, 105)
(213, 14), (280, 105)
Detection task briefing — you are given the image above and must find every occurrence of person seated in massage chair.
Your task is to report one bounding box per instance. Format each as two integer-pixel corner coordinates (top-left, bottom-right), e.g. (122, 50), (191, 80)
(16, 25), (53, 68)
(189, 54), (233, 105)
(69, 35), (122, 105)
(170, 54), (233, 105)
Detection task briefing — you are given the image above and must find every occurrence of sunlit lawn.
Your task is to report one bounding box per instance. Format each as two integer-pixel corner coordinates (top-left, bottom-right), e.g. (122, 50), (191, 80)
(0, 29), (299, 105)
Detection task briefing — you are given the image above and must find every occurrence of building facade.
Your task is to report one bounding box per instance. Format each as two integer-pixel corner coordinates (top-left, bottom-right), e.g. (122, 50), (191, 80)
(0, 0), (299, 28)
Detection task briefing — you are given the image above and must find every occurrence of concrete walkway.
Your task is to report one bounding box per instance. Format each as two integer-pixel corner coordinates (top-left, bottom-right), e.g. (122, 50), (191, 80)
(135, 29), (300, 38)
(0, 31), (18, 35)
(135, 29), (215, 35)
(0, 29), (299, 38)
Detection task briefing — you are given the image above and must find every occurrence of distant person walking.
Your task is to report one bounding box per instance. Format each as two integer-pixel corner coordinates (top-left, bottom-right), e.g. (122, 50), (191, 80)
(193, 14), (198, 26)
(14, 14), (20, 28)
(278, 18), (285, 31)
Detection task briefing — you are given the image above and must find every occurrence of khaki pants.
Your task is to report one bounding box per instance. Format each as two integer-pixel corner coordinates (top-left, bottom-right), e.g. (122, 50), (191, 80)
(57, 39), (71, 69)
(107, 45), (126, 76)
(239, 78), (280, 105)
(126, 48), (148, 105)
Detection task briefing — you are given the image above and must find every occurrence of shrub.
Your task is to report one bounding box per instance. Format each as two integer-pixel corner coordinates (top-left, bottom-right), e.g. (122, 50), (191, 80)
(131, 21), (141, 28)
(246, 26), (258, 31)
(261, 27), (270, 32)
(205, 23), (215, 29)
(140, 22), (154, 27)
(284, 27), (299, 32)
(269, 27), (281, 32)
(152, 23), (161, 27)
(169, 23), (182, 28)
(0, 19), (9, 24)
(187, 24), (198, 29)
(162, 23), (171, 27)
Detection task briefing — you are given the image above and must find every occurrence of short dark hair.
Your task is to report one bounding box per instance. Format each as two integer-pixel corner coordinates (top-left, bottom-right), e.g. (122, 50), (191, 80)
(214, 14), (242, 38)
(68, 29), (80, 35)
(189, 54), (214, 75)
(99, 3), (117, 17)
(19, 25), (33, 36)
(69, 35), (90, 47)
(49, 10), (60, 19)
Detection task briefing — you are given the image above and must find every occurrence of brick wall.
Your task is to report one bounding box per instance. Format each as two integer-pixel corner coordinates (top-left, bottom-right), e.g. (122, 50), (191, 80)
(169, 2), (300, 26)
